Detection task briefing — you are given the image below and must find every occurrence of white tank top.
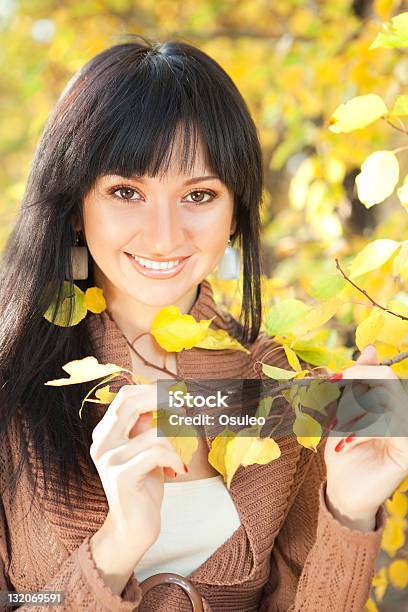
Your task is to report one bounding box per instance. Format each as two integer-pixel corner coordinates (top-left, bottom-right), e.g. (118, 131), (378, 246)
(134, 475), (241, 581)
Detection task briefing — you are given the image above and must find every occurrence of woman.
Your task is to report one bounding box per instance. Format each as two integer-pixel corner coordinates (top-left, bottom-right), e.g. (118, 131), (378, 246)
(0, 35), (407, 611)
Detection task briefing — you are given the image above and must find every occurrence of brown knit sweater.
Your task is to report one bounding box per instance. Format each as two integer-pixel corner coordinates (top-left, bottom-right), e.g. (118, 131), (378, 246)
(0, 278), (386, 611)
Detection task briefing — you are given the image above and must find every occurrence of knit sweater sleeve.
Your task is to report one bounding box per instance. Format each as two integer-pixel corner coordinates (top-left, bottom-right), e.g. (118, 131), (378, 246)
(0, 449), (143, 611)
(250, 331), (386, 611)
(258, 439), (386, 612)
(0, 501), (144, 612)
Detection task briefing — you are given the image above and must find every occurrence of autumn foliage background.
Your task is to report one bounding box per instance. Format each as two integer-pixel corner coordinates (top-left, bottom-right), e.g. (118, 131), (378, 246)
(2, 0), (408, 609)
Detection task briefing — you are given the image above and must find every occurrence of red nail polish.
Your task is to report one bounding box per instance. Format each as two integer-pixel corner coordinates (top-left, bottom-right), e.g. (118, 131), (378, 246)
(183, 463), (189, 473)
(328, 373), (343, 381)
(173, 470), (177, 478)
(335, 439), (345, 452)
(345, 432), (356, 443)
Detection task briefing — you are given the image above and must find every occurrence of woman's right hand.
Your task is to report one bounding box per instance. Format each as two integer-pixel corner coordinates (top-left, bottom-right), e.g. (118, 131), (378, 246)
(90, 383), (186, 558)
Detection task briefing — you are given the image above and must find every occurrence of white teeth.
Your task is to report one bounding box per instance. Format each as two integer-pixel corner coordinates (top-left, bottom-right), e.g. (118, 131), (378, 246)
(131, 254), (181, 270)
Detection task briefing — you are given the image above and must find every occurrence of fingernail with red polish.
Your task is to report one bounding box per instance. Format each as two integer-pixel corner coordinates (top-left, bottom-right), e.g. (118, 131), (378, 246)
(183, 463), (189, 473)
(334, 438), (345, 452)
(345, 432), (356, 443)
(328, 373), (343, 381)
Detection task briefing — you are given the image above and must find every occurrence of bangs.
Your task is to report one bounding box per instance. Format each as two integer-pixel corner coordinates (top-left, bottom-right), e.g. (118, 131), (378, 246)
(74, 46), (251, 198)
(98, 101), (211, 181)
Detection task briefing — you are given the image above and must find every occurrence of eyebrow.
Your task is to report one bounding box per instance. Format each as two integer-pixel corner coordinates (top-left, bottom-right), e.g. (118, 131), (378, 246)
(127, 174), (220, 186)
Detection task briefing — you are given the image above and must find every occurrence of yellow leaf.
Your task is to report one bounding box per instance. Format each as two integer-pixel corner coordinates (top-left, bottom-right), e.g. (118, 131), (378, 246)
(349, 239), (401, 279)
(84, 286), (107, 313)
(376, 301), (408, 348)
(386, 491), (408, 518)
(195, 328), (250, 353)
(167, 435), (198, 467)
(388, 559), (408, 589)
(288, 157), (316, 211)
(43, 281), (87, 327)
(225, 429), (281, 488)
(329, 94), (388, 133)
(391, 94), (408, 116)
(392, 240), (408, 282)
(208, 429), (236, 480)
(293, 298), (341, 336)
(355, 151), (399, 207)
(241, 437), (281, 466)
(372, 567), (388, 602)
(283, 345), (302, 371)
(95, 385), (117, 404)
(293, 412), (322, 452)
(44, 356), (125, 386)
(153, 407), (199, 466)
(151, 305), (214, 352)
(355, 309), (384, 351)
(364, 598), (378, 612)
(381, 516), (407, 556)
(326, 157), (346, 183)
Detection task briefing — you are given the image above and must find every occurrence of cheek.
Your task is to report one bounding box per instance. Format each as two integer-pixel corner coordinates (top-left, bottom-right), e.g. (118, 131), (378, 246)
(192, 206), (233, 251)
(84, 205), (136, 250)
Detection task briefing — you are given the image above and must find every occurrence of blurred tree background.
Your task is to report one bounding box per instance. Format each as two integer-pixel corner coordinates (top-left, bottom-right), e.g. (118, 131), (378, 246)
(1, 0), (408, 609)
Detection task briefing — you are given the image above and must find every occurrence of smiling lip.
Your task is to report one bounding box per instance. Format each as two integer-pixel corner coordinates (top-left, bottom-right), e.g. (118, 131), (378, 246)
(124, 252), (191, 278)
(125, 253), (189, 263)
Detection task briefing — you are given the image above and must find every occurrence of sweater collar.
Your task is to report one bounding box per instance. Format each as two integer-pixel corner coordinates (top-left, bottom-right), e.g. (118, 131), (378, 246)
(81, 279), (303, 588)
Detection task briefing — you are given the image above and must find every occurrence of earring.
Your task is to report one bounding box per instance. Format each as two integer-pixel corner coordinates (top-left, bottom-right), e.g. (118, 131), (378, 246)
(218, 238), (240, 280)
(67, 230), (88, 280)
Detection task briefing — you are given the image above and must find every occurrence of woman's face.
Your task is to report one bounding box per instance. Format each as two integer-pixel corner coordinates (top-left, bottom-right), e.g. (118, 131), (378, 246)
(80, 137), (236, 310)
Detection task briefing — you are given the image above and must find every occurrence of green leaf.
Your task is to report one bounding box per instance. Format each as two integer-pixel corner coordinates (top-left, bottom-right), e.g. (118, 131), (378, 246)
(370, 12), (408, 49)
(264, 299), (310, 336)
(308, 273), (346, 300)
(298, 380), (341, 415)
(391, 95), (408, 116)
(43, 281), (87, 327)
(261, 363), (304, 380)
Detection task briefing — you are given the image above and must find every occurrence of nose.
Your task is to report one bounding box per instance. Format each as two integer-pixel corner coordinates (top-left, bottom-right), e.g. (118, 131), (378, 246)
(142, 199), (185, 256)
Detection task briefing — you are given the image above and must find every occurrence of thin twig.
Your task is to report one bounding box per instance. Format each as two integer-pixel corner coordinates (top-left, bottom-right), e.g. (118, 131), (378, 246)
(335, 258), (408, 321)
(384, 117), (408, 135)
(104, 309), (177, 378)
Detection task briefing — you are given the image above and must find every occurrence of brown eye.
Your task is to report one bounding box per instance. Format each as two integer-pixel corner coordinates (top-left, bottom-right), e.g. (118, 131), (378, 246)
(116, 187), (138, 200)
(184, 190), (215, 205)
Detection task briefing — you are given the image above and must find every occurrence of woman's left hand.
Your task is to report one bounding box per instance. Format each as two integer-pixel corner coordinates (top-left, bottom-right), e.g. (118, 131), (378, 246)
(324, 344), (408, 532)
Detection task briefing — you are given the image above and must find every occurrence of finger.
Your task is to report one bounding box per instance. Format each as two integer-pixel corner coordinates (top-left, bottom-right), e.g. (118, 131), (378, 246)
(92, 384), (157, 451)
(329, 410), (393, 442)
(334, 383), (369, 433)
(355, 344), (378, 365)
(326, 432), (381, 453)
(341, 365), (395, 379)
(95, 427), (175, 465)
(116, 446), (185, 482)
(338, 383), (408, 434)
